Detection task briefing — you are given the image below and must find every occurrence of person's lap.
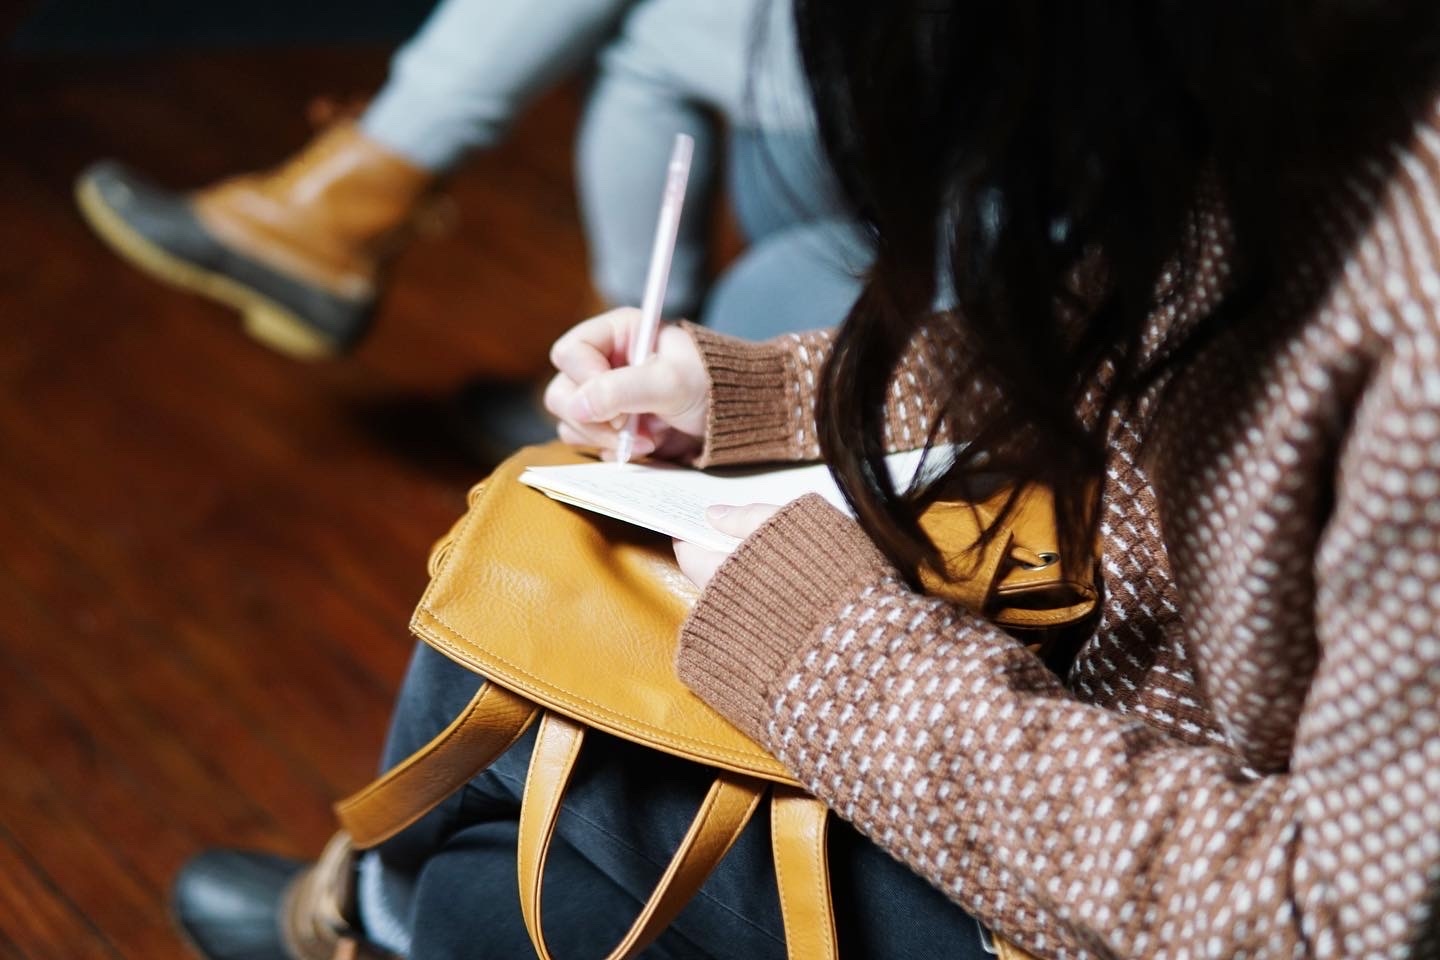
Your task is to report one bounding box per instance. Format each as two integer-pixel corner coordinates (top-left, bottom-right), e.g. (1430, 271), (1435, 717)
(364, 644), (991, 959)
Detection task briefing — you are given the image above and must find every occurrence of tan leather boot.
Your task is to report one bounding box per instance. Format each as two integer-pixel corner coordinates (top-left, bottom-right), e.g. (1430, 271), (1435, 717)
(76, 123), (434, 359)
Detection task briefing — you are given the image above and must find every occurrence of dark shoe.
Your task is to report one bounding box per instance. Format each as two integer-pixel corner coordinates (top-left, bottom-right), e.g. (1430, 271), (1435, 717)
(173, 849), (304, 960)
(75, 123), (434, 359)
(173, 836), (393, 960)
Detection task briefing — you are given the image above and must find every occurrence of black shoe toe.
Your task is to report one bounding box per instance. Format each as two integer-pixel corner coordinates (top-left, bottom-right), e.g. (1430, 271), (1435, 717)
(172, 849), (304, 960)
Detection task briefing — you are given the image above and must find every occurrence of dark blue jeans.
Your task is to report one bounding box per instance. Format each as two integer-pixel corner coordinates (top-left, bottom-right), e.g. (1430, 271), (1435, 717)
(359, 644), (989, 959)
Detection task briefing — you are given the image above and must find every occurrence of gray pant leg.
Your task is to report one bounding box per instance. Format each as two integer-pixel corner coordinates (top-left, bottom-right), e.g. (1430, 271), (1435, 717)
(701, 217), (869, 339)
(362, 0), (634, 171)
(575, 66), (720, 316)
(575, 0), (767, 314)
(703, 131), (871, 339)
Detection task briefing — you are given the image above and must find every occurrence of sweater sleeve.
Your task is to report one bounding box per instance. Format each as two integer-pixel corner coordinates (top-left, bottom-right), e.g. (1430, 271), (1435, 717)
(684, 323), (962, 468)
(677, 338), (1440, 958)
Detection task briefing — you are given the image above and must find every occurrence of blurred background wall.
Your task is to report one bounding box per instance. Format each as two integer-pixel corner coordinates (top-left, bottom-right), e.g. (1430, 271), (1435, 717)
(11, 0), (435, 52)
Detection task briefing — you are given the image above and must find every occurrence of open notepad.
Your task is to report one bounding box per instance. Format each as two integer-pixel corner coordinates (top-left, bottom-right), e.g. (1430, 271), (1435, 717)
(519, 448), (948, 552)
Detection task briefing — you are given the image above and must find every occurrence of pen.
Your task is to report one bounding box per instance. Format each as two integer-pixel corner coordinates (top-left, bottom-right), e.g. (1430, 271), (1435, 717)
(615, 132), (694, 464)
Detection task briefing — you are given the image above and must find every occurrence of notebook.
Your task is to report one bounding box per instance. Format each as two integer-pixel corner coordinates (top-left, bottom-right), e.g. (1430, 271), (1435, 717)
(519, 448), (948, 552)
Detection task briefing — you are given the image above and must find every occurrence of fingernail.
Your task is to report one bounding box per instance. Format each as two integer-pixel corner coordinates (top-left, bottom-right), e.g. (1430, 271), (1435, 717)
(707, 504), (732, 520)
(568, 393), (596, 422)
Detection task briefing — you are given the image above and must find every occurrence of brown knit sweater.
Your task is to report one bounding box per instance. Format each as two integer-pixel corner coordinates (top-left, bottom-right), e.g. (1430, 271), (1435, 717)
(675, 105), (1440, 957)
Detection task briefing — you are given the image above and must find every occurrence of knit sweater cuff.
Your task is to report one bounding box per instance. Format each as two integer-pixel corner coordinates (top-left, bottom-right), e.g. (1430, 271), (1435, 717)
(683, 323), (798, 467)
(677, 494), (893, 741)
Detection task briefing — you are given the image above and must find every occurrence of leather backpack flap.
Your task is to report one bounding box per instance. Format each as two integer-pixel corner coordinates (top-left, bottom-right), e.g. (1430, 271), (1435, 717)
(411, 446), (1097, 783)
(382, 445), (1061, 960)
(411, 443), (801, 785)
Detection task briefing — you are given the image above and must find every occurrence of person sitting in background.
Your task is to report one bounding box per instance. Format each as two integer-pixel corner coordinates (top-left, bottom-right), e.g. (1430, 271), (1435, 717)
(76, 0), (871, 458)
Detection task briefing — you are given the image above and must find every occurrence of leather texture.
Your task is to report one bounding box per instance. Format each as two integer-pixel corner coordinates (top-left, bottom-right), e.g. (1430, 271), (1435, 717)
(409, 444), (1096, 784)
(770, 790), (837, 960)
(411, 444), (802, 784)
(997, 937), (1043, 960)
(332, 443), (1068, 960)
(335, 682), (537, 849)
(170, 843), (394, 960)
(916, 490), (1095, 628)
(517, 713), (766, 960)
(193, 122), (432, 300)
(75, 161), (379, 352)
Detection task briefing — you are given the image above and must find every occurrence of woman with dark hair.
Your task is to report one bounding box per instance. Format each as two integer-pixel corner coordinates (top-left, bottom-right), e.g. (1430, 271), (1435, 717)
(547, 3), (1440, 957)
(178, 1), (1440, 958)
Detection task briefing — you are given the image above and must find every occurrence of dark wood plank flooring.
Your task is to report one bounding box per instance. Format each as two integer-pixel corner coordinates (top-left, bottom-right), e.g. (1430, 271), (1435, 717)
(0, 44), (593, 959)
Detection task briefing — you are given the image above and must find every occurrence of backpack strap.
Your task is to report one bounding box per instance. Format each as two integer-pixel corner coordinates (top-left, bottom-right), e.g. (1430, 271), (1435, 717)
(516, 712), (768, 959)
(335, 681), (538, 848)
(771, 788), (839, 960)
(329, 678), (1039, 960)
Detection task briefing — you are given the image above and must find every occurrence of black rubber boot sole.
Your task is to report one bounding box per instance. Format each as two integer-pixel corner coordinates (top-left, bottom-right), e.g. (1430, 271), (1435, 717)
(75, 161), (374, 359)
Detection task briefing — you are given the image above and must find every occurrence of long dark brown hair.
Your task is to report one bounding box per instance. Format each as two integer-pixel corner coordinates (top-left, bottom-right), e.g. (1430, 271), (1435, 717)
(792, 0), (1440, 581)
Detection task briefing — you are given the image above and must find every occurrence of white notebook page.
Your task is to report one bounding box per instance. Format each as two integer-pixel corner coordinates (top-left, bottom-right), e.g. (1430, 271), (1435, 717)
(519, 448), (946, 552)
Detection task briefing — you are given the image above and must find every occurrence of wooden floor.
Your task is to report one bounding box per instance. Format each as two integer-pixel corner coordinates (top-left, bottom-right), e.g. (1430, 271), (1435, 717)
(0, 43), (595, 959)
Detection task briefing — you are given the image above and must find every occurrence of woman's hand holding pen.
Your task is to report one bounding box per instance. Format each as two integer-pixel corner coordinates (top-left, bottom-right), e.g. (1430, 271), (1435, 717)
(545, 307), (709, 462)
(546, 307), (780, 590)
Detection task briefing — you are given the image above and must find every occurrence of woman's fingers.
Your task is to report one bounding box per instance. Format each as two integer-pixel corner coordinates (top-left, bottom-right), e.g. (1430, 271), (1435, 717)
(546, 309), (708, 457)
(546, 349), (685, 424)
(548, 307), (639, 383)
(674, 538), (728, 590)
(548, 371), (655, 452)
(556, 420), (656, 457)
(674, 504), (786, 589)
(706, 502), (784, 539)
(568, 361), (688, 424)
(541, 372), (576, 421)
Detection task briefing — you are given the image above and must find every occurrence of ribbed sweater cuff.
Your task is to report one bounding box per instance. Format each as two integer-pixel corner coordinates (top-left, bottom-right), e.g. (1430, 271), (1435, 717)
(683, 323), (797, 467)
(677, 495), (893, 741)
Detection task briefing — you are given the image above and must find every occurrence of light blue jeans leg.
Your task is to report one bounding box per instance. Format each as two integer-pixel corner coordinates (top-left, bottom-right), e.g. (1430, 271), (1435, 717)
(577, 0), (866, 331)
(360, 0), (635, 172)
(360, 0), (862, 332)
(700, 126), (871, 339)
(700, 216), (869, 339)
(576, 0), (868, 326)
(575, 0), (766, 316)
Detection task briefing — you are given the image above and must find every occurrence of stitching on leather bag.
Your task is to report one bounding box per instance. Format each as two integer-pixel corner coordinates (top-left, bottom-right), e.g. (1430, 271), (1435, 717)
(415, 611), (794, 781)
(517, 714), (587, 940)
(413, 471), (796, 780)
(416, 468), (1086, 779)
(807, 809), (834, 955)
(339, 687), (493, 810)
(770, 802), (799, 957)
(486, 761), (787, 946)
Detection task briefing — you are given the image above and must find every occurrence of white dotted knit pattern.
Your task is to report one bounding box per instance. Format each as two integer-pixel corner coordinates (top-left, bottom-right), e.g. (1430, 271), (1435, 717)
(776, 327), (961, 461)
(758, 102), (1440, 958)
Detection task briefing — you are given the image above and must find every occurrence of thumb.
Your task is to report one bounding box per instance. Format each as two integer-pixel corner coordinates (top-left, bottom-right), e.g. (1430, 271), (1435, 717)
(568, 362), (684, 423)
(706, 502), (784, 539)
